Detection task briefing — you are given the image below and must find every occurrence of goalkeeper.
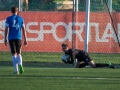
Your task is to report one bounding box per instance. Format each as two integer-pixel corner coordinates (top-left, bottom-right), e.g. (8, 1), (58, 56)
(61, 43), (115, 68)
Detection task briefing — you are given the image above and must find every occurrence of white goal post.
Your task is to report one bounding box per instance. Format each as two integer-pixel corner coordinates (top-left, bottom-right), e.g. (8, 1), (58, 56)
(84, 0), (112, 52)
(84, 0), (90, 52)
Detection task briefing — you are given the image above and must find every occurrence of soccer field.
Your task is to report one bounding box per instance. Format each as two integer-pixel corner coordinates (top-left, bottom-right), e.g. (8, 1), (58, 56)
(0, 52), (120, 63)
(0, 52), (120, 90)
(0, 66), (120, 90)
(1, 0), (120, 89)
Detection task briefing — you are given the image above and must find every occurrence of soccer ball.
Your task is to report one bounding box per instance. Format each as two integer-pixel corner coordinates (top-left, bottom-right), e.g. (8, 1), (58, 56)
(61, 54), (70, 62)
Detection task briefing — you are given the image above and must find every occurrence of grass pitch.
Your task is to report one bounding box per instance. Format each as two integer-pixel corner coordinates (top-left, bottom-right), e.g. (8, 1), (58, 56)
(0, 52), (120, 90)
(0, 66), (120, 90)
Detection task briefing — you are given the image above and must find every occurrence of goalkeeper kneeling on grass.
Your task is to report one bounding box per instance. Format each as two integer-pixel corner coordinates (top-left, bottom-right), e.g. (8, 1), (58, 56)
(61, 43), (115, 68)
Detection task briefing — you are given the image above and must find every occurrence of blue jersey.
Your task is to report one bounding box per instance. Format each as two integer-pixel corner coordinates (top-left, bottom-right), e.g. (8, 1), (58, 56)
(5, 14), (24, 40)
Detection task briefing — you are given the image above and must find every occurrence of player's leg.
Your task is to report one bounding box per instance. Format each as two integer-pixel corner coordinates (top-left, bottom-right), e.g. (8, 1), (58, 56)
(17, 53), (24, 74)
(84, 53), (96, 68)
(12, 55), (19, 74)
(95, 63), (109, 67)
(75, 61), (88, 68)
(9, 40), (19, 74)
(88, 60), (108, 68)
(88, 61), (96, 68)
(85, 52), (115, 68)
(88, 61), (115, 68)
(15, 39), (24, 74)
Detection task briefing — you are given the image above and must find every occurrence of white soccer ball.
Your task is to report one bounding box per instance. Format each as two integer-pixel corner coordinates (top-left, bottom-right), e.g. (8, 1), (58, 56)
(61, 54), (70, 62)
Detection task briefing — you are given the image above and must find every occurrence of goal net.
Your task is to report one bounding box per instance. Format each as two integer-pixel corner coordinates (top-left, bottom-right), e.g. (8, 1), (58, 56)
(71, 0), (120, 64)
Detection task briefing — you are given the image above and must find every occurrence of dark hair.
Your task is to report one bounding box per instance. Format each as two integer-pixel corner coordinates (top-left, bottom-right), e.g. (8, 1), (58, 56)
(61, 43), (68, 47)
(11, 6), (18, 13)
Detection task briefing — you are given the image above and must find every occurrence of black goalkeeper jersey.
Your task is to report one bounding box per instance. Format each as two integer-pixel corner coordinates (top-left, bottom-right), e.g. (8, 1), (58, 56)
(65, 49), (92, 63)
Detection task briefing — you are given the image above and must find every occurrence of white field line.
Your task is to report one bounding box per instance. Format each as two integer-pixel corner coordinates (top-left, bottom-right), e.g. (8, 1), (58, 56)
(0, 74), (120, 80)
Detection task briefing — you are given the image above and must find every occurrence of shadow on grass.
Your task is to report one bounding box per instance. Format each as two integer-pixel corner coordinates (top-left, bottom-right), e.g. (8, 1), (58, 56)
(0, 61), (74, 68)
(1, 61), (120, 68)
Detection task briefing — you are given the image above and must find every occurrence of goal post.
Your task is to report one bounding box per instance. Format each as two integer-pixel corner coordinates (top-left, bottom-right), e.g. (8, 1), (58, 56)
(108, 0), (112, 12)
(84, 0), (90, 52)
(19, 0), (22, 11)
(84, 0), (118, 52)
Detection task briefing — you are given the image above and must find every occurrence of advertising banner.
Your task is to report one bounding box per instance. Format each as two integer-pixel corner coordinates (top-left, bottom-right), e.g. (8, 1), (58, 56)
(0, 12), (120, 53)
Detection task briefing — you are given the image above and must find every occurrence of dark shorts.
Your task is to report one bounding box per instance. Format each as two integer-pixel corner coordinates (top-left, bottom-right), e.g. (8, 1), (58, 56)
(9, 39), (22, 54)
(77, 52), (92, 63)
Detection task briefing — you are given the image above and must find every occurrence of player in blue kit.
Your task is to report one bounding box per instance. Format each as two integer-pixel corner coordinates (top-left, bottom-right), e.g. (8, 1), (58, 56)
(4, 6), (28, 74)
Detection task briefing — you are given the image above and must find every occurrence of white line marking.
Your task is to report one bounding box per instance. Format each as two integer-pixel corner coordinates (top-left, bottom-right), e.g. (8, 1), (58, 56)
(0, 74), (120, 80)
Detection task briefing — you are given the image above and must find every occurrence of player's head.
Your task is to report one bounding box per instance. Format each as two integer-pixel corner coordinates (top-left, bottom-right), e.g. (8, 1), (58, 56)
(11, 6), (18, 14)
(61, 43), (69, 52)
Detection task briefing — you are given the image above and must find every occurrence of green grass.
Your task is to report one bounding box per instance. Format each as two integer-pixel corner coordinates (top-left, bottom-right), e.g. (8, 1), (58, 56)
(0, 66), (120, 90)
(0, 52), (120, 63)
(0, 52), (120, 90)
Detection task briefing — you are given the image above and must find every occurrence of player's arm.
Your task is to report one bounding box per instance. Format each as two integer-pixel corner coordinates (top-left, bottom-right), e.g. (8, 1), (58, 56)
(4, 18), (9, 46)
(67, 54), (74, 64)
(67, 59), (74, 64)
(22, 25), (28, 46)
(4, 27), (9, 46)
(72, 48), (76, 63)
(66, 50), (75, 64)
(64, 49), (75, 64)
